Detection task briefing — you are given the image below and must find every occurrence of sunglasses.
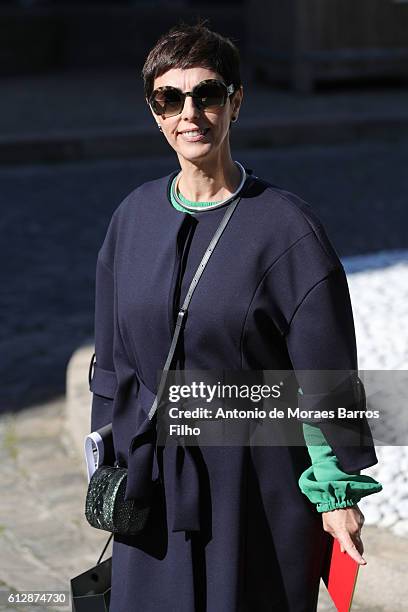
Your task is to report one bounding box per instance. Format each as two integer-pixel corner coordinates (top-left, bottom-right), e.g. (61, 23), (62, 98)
(148, 79), (235, 118)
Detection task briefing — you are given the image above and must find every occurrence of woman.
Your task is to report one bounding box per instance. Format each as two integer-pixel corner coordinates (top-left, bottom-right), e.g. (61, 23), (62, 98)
(90, 23), (382, 611)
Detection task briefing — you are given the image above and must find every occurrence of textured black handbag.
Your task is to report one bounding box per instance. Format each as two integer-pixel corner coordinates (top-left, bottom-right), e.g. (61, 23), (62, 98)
(84, 189), (245, 538)
(85, 464), (151, 535)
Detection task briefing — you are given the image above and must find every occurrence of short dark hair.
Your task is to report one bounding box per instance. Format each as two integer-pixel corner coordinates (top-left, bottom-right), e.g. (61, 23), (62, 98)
(142, 20), (242, 101)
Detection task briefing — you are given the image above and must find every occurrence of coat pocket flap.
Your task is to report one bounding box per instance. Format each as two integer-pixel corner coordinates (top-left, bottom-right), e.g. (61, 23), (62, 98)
(90, 364), (117, 399)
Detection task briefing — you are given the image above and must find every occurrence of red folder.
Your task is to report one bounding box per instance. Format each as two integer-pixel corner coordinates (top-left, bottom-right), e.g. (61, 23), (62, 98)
(323, 538), (360, 612)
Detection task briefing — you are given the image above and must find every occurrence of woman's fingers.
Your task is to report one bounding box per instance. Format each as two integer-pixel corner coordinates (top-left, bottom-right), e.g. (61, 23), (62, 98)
(322, 506), (368, 564)
(337, 531), (366, 565)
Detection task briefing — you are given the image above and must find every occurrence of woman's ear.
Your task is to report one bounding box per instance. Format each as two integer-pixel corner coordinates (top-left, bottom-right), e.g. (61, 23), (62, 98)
(232, 86), (243, 119)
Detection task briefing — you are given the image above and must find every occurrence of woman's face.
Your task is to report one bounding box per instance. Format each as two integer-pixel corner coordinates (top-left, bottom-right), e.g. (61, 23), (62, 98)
(148, 66), (243, 164)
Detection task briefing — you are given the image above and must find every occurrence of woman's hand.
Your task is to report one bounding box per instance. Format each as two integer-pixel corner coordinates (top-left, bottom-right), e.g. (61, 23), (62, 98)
(322, 504), (367, 565)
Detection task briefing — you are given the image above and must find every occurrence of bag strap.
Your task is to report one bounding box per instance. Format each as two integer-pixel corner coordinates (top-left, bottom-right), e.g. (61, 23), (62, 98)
(147, 180), (249, 421)
(97, 533), (113, 565)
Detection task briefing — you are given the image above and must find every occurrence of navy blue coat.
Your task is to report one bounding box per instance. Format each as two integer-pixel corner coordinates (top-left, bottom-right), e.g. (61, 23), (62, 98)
(90, 170), (377, 611)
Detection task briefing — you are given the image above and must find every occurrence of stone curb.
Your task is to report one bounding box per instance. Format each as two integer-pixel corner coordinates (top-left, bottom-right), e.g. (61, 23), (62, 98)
(65, 343), (94, 460)
(2, 113), (408, 165)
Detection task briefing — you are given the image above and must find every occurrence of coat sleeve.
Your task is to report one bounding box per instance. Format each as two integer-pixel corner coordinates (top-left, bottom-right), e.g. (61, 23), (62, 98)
(285, 265), (378, 473)
(89, 255), (118, 432)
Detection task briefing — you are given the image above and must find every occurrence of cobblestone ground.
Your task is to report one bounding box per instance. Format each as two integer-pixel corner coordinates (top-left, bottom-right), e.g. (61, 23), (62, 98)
(0, 399), (109, 611)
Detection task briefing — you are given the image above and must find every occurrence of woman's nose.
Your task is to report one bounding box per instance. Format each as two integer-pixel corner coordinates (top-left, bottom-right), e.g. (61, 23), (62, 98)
(180, 95), (201, 121)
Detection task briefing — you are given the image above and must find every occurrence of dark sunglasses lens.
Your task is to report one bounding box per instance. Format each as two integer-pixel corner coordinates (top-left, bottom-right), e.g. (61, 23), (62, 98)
(151, 89), (183, 117)
(194, 82), (227, 109)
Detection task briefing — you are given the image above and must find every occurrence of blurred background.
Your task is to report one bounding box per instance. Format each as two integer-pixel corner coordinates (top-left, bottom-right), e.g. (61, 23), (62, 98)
(0, 2), (407, 609)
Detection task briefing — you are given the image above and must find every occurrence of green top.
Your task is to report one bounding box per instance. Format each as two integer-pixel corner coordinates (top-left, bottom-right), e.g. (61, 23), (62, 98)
(170, 174), (223, 214)
(169, 174), (383, 512)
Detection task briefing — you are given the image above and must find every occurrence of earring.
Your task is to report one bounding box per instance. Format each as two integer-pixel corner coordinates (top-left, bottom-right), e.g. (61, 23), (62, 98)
(231, 116), (238, 123)
(157, 124), (163, 132)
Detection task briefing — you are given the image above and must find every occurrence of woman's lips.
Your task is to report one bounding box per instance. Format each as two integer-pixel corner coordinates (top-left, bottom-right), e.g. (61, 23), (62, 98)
(178, 128), (210, 142)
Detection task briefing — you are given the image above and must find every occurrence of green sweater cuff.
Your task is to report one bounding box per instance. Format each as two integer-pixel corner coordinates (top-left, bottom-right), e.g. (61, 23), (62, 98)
(299, 423), (383, 512)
